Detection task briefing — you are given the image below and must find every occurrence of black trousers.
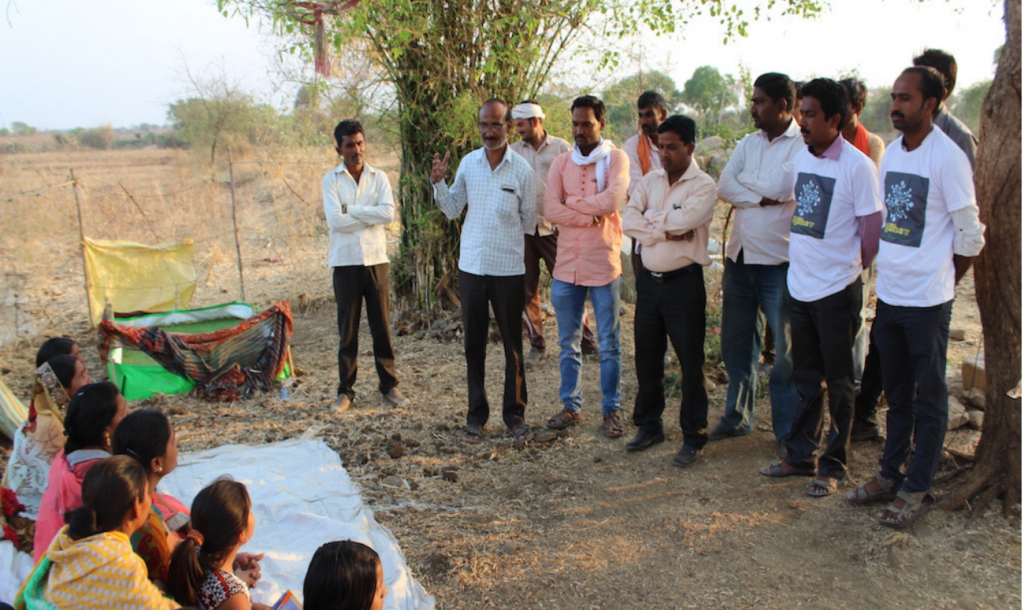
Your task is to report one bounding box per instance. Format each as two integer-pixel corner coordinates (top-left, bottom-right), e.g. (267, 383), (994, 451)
(333, 264), (397, 399)
(632, 265), (709, 449)
(785, 277), (862, 478)
(459, 270), (527, 429)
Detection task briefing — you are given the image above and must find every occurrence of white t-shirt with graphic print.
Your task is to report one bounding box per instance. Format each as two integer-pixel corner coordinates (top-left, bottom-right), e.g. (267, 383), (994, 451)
(876, 127), (975, 307)
(787, 137), (882, 302)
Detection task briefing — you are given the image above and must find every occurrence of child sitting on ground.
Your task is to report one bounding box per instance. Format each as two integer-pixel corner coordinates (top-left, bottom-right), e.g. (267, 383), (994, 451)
(303, 540), (388, 610)
(166, 479), (270, 610)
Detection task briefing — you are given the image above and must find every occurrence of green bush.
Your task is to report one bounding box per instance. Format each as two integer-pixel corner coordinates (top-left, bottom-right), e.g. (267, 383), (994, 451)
(79, 125), (116, 150)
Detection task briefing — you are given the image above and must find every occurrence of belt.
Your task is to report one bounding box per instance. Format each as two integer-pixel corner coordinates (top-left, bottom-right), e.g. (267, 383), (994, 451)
(644, 263), (700, 283)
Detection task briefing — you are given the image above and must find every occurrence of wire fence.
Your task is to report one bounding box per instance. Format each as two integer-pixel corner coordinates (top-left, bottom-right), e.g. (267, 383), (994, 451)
(0, 147), (401, 345)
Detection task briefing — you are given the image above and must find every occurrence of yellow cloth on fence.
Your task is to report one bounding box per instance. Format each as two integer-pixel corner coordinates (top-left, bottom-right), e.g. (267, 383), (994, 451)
(82, 237), (196, 326)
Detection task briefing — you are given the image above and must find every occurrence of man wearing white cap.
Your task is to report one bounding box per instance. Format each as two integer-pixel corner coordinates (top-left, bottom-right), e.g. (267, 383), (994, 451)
(510, 100), (596, 366)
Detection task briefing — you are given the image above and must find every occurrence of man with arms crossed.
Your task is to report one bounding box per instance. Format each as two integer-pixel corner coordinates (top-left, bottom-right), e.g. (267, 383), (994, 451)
(432, 99), (537, 444)
(509, 100), (596, 365)
(845, 67), (984, 527)
(324, 120), (407, 413)
(543, 95), (629, 438)
(759, 79), (882, 498)
(711, 73), (802, 453)
(621, 115), (717, 466)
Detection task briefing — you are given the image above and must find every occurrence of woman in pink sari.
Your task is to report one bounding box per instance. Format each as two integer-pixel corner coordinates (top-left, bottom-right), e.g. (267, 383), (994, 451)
(33, 381), (130, 562)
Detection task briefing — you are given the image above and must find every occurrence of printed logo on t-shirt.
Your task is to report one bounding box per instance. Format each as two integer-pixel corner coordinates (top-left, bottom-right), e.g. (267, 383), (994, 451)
(791, 173), (836, 239)
(881, 171), (929, 248)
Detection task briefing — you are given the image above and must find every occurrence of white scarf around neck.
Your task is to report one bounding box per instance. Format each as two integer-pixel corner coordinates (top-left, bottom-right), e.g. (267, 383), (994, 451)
(571, 139), (613, 193)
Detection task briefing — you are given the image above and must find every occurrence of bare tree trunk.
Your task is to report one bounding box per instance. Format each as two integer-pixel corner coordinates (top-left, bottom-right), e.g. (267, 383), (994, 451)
(950, 0), (1022, 514)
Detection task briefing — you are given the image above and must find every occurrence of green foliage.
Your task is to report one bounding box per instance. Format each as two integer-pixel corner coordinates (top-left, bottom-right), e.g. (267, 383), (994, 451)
(683, 65), (739, 124)
(168, 93), (280, 162)
(950, 80), (992, 135)
(0, 128), (9, 136)
(216, 0), (824, 307)
(602, 70), (683, 144)
(78, 125), (116, 150)
(10, 122), (36, 136)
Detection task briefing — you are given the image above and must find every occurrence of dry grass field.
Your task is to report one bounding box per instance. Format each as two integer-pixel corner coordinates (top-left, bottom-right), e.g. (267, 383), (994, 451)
(0, 147), (1019, 609)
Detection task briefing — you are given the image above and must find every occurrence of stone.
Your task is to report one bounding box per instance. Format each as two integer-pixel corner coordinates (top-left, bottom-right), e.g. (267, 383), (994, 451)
(949, 328), (967, 341)
(385, 439), (405, 459)
(964, 387), (986, 411)
(441, 467), (458, 482)
(967, 410), (984, 430)
(961, 354), (986, 392)
(380, 475), (408, 489)
(947, 397), (968, 430)
(498, 541), (519, 555)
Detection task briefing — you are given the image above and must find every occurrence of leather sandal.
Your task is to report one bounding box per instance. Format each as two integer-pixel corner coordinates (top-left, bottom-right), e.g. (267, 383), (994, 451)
(546, 408), (580, 430)
(846, 473), (897, 504)
(603, 413), (624, 438)
(759, 460), (815, 478)
(875, 491), (935, 528)
(806, 476), (839, 497)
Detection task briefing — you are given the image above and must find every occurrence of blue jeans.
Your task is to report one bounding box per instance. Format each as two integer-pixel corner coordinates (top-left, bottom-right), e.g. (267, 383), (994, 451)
(551, 277), (621, 415)
(873, 299), (952, 493)
(718, 257), (799, 440)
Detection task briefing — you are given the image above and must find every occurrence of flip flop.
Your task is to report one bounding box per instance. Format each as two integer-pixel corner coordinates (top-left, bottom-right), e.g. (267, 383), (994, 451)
(510, 423), (534, 443)
(875, 492), (935, 528)
(462, 425), (483, 444)
(759, 460), (815, 478)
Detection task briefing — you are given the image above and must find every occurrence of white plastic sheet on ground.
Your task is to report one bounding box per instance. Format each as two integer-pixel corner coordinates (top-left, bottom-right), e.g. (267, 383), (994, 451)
(0, 436), (435, 608)
(160, 436), (435, 610)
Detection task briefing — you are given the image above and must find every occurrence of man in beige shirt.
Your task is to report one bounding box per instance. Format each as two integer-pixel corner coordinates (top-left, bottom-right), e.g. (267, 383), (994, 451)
(621, 114), (717, 467)
(510, 101), (596, 365)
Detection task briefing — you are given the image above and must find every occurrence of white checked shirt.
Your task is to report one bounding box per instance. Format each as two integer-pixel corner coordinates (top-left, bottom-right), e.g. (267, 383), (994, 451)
(323, 163), (396, 267)
(433, 146), (536, 276)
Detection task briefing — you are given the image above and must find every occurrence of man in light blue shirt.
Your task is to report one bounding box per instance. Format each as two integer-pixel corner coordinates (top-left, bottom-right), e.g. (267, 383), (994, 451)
(432, 98), (536, 444)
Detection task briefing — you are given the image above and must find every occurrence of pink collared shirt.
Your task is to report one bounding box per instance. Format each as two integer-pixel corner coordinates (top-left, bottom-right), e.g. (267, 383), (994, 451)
(543, 147), (629, 286)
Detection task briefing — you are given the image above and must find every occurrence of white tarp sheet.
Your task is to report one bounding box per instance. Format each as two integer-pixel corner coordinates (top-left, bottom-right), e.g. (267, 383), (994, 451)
(0, 436), (435, 609)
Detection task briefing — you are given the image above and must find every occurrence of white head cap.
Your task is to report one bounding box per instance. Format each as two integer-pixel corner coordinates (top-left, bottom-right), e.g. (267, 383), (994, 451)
(511, 103), (545, 120)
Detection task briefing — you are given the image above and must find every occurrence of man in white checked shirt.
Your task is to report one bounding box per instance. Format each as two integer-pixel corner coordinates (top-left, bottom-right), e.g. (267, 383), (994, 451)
(432, 98), (537, 444)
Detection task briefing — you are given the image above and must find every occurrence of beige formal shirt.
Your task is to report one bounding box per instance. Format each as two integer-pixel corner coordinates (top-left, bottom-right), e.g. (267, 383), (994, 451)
(511, 133), (572, 236)
(622, 161), (717, 272)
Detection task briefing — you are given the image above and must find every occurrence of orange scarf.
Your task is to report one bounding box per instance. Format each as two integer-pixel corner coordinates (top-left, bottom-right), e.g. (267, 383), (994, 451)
(851, 122), (870, 157)
(636, 132), (653, 176)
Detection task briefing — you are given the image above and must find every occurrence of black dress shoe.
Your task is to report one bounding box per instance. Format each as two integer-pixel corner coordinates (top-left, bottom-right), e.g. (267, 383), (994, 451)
(672, 444), (702, 468)
(625, 428), (665, 452)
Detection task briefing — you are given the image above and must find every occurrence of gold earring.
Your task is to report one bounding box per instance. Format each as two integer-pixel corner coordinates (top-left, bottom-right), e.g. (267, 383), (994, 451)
(155, 466), (163, 473)
(104, 432), (111, 449)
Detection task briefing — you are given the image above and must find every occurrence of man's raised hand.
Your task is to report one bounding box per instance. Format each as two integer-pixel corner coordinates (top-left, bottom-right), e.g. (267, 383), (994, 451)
(431, 151), (451, 184)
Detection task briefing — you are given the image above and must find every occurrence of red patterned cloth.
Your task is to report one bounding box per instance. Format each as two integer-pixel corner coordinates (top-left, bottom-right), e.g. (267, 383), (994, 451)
(99, 301), (293, 402)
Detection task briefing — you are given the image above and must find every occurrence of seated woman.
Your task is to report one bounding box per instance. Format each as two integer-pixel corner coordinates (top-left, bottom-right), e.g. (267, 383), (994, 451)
(304, 540), (389, 610)
(167, 479), (271, 610)
(33, 382), (129, 563)
(4, 341), (93, 518)
(13, 455), (179, 609)
(113, 409), (189, 585)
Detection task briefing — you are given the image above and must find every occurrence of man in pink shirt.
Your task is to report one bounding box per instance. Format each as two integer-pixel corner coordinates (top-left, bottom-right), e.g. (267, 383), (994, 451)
(543, 95), (630, 438)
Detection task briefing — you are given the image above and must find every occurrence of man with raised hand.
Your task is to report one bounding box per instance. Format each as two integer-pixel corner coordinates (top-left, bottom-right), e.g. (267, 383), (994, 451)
(509, 100), (596, 366)
(324, 120), (406, 414)
(543, 95), (629, 439)
(431, 98), (537, 444)
(846, 67), (984, 527)
(912, 49), (978, 169)
(621, 114), (717, 466)
(711, 73), (803, 453)
(759, 79), (882, 498)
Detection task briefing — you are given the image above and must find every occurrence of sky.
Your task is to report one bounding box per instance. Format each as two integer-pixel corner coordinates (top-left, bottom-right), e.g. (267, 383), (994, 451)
(0, 0), (1006, 130)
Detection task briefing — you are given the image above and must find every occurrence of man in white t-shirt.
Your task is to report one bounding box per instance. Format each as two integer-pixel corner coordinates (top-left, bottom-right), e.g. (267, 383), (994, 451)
(759, 79), (882, 497)
(845, 67), (985, 527)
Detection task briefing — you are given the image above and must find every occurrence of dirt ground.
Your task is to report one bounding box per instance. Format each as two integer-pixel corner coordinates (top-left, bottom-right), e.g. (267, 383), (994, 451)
(0, 149), (1019, 609)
